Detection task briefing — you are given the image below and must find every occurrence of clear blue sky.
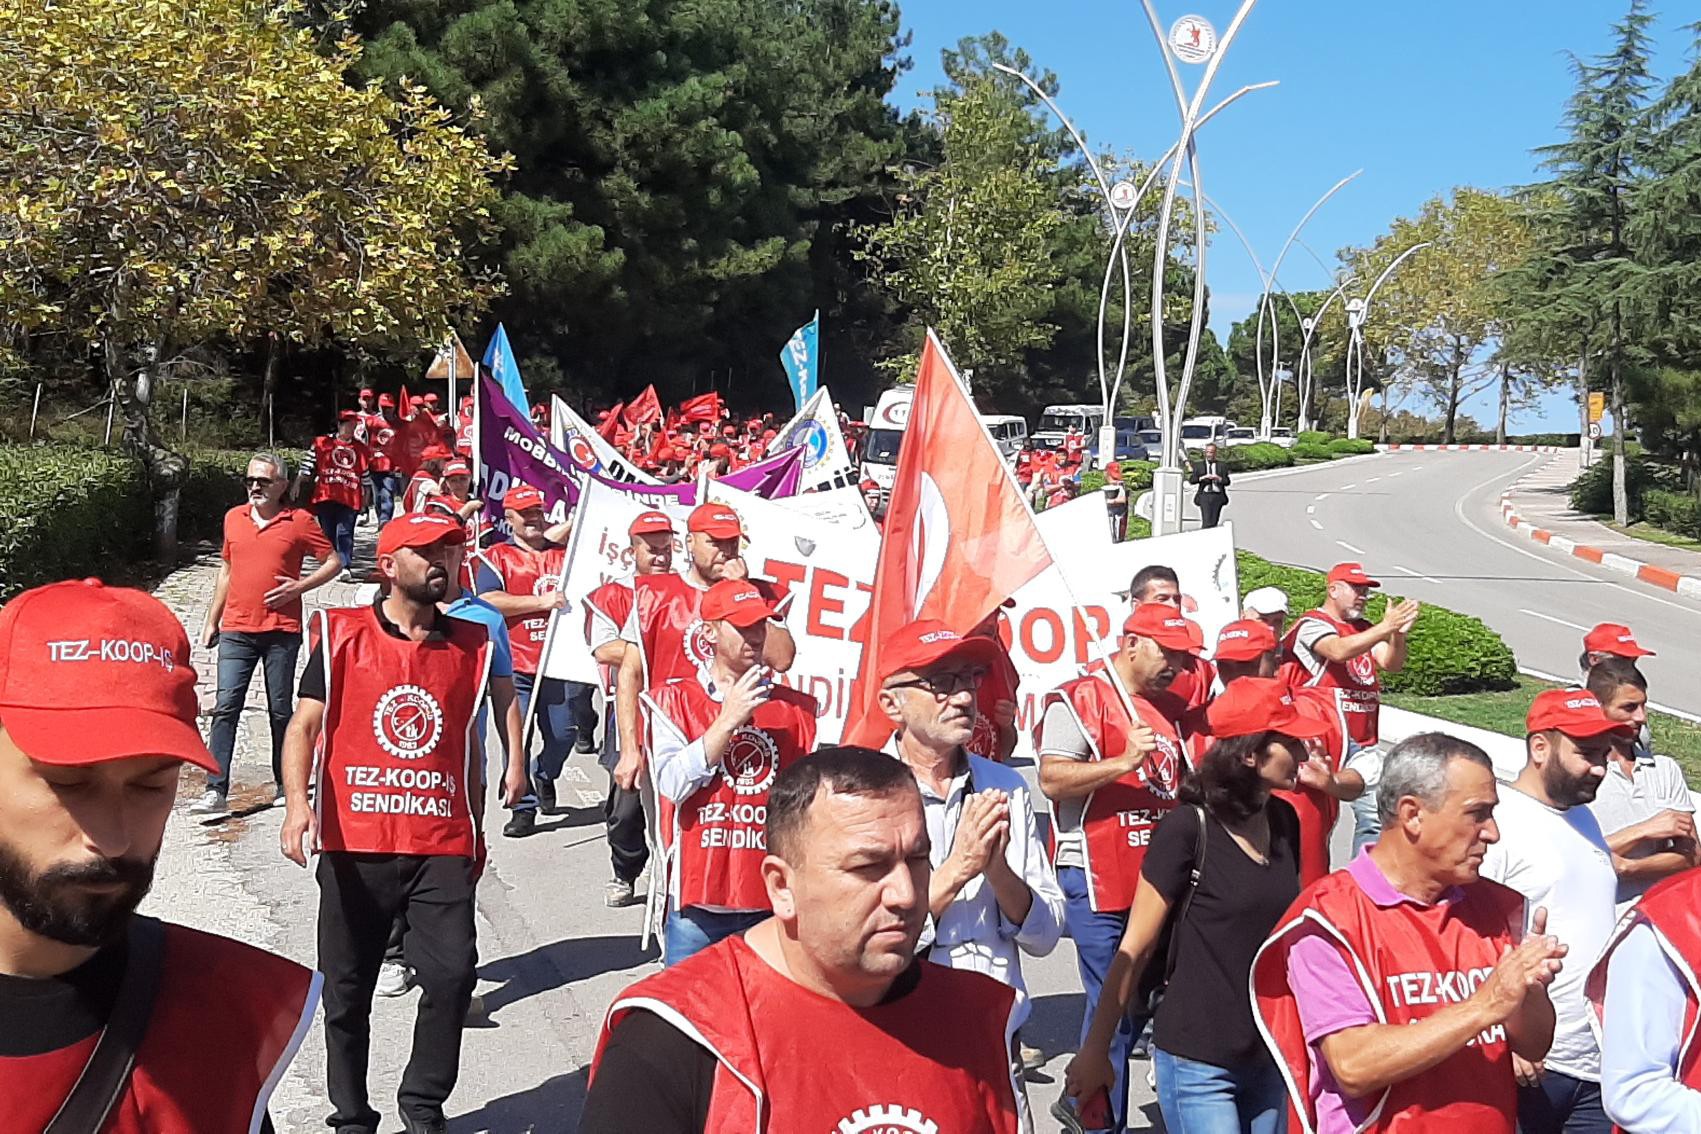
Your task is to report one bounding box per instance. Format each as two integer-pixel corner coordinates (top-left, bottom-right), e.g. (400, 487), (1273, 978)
(893, 1), (1695, 431)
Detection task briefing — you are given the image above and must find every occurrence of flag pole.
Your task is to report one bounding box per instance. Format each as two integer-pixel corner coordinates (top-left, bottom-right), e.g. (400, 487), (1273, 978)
(448, 335), (457, 422)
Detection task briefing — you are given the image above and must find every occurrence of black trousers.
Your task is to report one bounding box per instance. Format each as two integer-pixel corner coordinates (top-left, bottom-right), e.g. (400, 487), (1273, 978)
(317, 852), (477, 1130)
(1198, 494), (1226, 529)
(600, 716), (648, 883)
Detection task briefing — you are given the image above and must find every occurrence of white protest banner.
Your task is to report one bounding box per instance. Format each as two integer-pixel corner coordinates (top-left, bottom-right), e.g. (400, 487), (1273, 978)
(771, 484), (877, 532)
(772, 384), (858, 493)
(536, 477), (693, 686)
(550, 393), (661, 485)
(704, 481), (879, 744)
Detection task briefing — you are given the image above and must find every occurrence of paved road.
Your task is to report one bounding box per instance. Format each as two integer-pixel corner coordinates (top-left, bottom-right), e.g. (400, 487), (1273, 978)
(1226, 449), (1701, 717)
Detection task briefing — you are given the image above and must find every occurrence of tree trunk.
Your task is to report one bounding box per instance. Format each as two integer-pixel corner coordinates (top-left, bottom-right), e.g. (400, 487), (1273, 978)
(1442, 355), (1463, 443)
(103, 335), (187, 563)
(1378, 383), (1390, 444)
(1495, 360), (1511, 446)
(261, 332), (280, 436)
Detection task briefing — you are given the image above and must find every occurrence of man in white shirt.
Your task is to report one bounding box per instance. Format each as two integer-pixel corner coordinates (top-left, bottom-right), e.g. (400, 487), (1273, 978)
(876, 618), (1065, 1119)
(1582, 657), (1698, 915)
(1480, 688), (1631, 1134)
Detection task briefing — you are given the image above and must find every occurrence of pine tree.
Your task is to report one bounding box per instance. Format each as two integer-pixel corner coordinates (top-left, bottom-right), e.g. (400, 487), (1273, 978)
(1631, 22), (1701, 367)
(1522, 0), (1655, 524)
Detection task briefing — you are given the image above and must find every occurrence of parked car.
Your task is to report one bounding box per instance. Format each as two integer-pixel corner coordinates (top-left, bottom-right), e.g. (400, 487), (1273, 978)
(1267, 427), (1296, 449)
(1223, 426), (1259, 447)
(1085, 428), (1152, 464)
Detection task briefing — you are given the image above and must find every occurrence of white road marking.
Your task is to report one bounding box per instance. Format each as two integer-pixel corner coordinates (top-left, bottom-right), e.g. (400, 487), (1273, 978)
(1412, 465), (1423, 470)
(1389, 564), (1439, 584)
(1314, 493), (1331, 501)
(1366, 476), (1382, 483)
(1340, 483), (1358, 490)
(1519, 608), (1591, 633)
(1386, 470), (1402, 478)
(1336, 540), (1365, 554)
(1309, 519), (1323, 530)
(1306, 505), (1317, 515)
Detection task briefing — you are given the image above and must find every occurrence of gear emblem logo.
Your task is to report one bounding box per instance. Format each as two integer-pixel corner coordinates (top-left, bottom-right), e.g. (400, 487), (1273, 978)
(1146, 733), (1182, 800)
(967, 713), (998, 760)
(835, 1105), (939, 1134)
(720, 726), (779, 795)
(331, 445), (358, 470)
(372, 684), (445, 760)
(1347, 653), (1377, 685)
(531, 572), (562, 597)
(684, 619), (715, 674)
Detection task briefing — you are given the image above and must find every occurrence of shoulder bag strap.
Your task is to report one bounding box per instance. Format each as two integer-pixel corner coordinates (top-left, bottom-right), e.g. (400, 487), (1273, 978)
(1162, 805), (1208, 987)
(45, 916), (167, 1134)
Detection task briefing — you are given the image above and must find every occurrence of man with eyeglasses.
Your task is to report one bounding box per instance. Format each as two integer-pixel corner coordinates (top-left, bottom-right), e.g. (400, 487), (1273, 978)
(1037, 602), (1197, 1133)
(195, 452), (343, 815)
(878, 619), (1065, 1127)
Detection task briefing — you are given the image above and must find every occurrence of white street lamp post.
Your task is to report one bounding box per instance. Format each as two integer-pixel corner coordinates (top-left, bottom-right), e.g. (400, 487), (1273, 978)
(1342, 241), (1429, 439)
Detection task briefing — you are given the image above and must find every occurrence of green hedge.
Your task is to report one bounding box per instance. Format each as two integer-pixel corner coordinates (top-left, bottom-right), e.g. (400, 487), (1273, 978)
(1235, 552), (1517, 695)
(1291, 441), (1333, 461)
(1643, 488), (1701, 539)
(1327, 437), (1376, 457)
(1297, 430), (1333, 446)
(0, 443), (296, 599)
(1568, 454), (1682, 517)
(1219, 442), (1294, 471)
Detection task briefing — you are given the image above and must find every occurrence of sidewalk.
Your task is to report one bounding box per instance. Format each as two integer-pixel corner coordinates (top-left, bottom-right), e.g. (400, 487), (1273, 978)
(1501, 452), (1701, 598)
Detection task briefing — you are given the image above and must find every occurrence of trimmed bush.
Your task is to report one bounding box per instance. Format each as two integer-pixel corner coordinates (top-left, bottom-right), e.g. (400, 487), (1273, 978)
(1297, 430), (1333, 447)
(1235, 551), (1517, 695)
(1567, 453), (1680, 517)
(1326, 437), (1375, 457)
(1291, 441), (1332, 461)
(1223, 442), (1294, 471)
(1643, 488), (1701, 539)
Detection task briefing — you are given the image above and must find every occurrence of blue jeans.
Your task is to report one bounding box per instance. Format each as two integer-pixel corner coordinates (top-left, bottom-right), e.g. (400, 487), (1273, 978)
(1154, 1048), (1287, 1134)
(367, 470), (399, 525)
(1060, 865), (1144, 1133)
(1518, 1071), (1612, 1134)
(509, 671), (580, 813)
(1348, 742), (1382, 855)
(664, 908), (768, 967)
(207, 629), (301, 794)
(315, 501), (357, 573)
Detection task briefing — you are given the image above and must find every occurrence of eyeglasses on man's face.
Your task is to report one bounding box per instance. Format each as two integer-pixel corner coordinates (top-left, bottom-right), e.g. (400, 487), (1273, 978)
(886, 666), (988, 699)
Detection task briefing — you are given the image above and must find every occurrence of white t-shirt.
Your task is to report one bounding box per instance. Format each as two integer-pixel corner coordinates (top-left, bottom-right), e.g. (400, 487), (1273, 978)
(1479, 784), (1618, 1081)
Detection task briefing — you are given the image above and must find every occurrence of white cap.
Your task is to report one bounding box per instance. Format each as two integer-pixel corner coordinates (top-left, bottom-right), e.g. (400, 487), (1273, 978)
(1244, 586), (1289, 615)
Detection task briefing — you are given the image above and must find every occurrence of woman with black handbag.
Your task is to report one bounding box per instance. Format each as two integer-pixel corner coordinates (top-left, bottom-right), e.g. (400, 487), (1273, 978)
(1062, 677), (1327, 1133)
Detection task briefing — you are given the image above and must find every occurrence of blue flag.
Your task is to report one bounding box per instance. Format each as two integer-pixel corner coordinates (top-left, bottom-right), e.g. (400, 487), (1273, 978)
(779, 311), (820, 412)
(481, 323), (530, 416)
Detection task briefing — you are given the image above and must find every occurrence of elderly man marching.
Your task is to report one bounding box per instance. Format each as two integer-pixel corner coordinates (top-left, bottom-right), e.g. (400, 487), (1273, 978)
(279, 513), (528, 1134)
(645, 580), (819, 965)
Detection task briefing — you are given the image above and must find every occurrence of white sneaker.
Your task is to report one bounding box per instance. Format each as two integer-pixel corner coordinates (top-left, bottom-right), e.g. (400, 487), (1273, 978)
(375, 961), (413, 998)
(187, 790), (227, 816)
(605, 878), (641, 908)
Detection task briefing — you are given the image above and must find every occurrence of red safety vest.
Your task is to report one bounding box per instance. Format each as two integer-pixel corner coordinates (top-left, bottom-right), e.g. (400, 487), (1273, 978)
(644, 678), (818, 912)
(1282, 608), (1382, 746)
(1042, 673), (1184, 912)
(966, 645), (1021, 763)
(592, 935), (1021, 1133)
(479, 542), (566, 676)
(585, 580), (635, 696)
(1271, 687), (1349, 888)
(364, 413), (398, 473)
(402, 471), (440, 515)
(310, 606), (490, 858)
(1163, 655), (1218, 714)
(1586, 867), (1701, 1117)
(0, 922), (318, 1134)
(630, 574), (788, 690)
(1251, 868), (1523, 1134)
(310, 435), (367, 510)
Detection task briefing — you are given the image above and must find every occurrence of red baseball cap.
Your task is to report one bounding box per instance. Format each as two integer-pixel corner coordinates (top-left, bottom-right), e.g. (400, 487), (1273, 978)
(419, 444), (453, 462)
(424, 393), (441, 405)
(1327, 562), (1380, 588)
(338, 409), (361, 422)
(700, 580), (774, 628)
(1206, 677), (1332, 741)
(1214, 618), (1278, 662)
(0, 580), (216, 772)
(688, 503), (743, 540)
(442, 460), (470, 478)
(1122, 603), (1202, 653)
(359, 387), (375, 398)
(1526, 689), (1632, 738)
(1583, 622), (1654, 658)
(709, 443), (732, 458)
(504, 484), (546, 513)
(377, 512), (466, 556)
(628, 510), (673, 537)
(378, 394), (396, 408)
(879, 620), (1003, 682)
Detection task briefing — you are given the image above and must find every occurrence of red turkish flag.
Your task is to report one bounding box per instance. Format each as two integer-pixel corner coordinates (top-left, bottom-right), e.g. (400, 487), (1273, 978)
(677, 392), (723, 425)
(840, 332), (1055, 747)
(596, 401), (626, 443)
(627, 384), (662, 426)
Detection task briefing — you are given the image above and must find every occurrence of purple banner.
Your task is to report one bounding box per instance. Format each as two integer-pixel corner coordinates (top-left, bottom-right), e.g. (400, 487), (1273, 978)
(476, 373), (805, 529)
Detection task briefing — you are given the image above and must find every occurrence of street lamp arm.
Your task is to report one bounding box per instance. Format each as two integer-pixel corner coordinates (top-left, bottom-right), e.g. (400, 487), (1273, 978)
(990, 63), (1112, 204)
(1364, 241), (1431, 312)
(1264, 170), (1363, 299)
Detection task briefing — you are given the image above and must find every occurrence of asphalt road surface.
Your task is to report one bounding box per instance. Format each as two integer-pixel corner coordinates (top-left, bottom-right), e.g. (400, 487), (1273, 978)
(1226, 449), (1701, 717)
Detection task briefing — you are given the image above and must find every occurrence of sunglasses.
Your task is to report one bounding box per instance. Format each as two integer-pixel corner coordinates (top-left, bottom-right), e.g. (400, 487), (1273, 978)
(886, 667), (987, 698)
(243, 476), (279, 487)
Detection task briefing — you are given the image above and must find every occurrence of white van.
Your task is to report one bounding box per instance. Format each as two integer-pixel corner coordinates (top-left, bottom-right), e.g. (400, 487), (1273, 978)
(1180, 415), (1233, 446)
(1031, 403), (1104, 450)
(861, 387), (914, 495)
(980, 414), (1028, 462)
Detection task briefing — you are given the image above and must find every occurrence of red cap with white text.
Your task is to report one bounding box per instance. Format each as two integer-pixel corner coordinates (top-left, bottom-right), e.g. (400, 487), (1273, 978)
(1526, 689), (1633, 738)
(1326, 562), (1380, 588)
(1214, 619), (1279, 662)
(1122, 603), (1201, 653)
(1582, 622), (1654, 658)
(0, 579), (216, 771)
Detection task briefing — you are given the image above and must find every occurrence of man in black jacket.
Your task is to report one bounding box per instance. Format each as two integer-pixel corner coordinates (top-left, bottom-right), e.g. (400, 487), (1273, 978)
(1190, 442), (1231, 528)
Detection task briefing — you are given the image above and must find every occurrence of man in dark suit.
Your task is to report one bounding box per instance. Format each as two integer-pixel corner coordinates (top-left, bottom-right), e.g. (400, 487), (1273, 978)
(1190, 442), (1231, 528)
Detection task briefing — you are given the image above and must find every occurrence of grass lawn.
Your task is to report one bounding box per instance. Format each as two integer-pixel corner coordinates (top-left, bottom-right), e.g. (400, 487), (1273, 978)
(1386, 674), (1701, 784)
(1601, 519), (1701, 553)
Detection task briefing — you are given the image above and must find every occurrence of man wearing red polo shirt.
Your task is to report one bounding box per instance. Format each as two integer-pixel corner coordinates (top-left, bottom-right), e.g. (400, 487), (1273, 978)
(1283, 561), (1419, 853)
(300, 410), (369, 579)
(196, 451), (342, 815)
(612, 502), (796, 793)
(0, 580), (321, 1134)
(645, 580), (819, 964)
(1037, 603), (1196, 1133)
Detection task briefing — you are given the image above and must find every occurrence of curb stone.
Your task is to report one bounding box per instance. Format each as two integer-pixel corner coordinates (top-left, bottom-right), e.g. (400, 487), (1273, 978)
(1498, 485), (1701, 599)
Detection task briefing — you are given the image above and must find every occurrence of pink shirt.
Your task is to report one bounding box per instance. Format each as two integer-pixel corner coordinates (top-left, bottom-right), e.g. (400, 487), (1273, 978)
(1284, 851), (1468, 1133)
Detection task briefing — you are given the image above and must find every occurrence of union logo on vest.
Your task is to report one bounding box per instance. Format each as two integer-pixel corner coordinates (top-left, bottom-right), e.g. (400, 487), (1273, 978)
(1347, 653), (1377, 685)
(685, 619), (716, 674)
(372, 684), (445, 760)
(835, 1104), (941, 1134)
(720, 726), (779, 795)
